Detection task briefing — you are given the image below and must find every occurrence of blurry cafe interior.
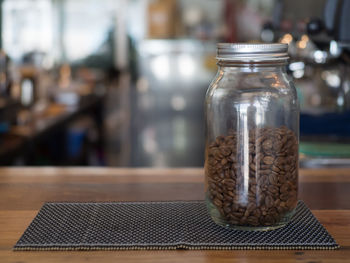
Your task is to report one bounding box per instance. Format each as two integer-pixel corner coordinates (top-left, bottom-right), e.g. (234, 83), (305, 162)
(0, 0), (350, 168)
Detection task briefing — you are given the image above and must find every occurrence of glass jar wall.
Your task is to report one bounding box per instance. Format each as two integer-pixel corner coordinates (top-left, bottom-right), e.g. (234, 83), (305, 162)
(205, 43), (299, 231)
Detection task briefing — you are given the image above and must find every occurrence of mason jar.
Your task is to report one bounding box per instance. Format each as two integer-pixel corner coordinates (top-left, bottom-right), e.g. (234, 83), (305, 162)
(205, 43), (299, 231)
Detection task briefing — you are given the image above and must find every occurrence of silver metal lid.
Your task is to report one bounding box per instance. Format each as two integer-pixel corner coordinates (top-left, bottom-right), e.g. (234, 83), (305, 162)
(217, 43), (289, 62)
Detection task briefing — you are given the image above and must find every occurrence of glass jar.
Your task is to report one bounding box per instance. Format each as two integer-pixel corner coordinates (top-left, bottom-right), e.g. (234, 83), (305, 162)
(205, 43), (299, 231)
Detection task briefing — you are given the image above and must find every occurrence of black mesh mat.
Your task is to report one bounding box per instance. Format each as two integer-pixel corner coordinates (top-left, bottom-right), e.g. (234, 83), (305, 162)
(14, 201), (339, 251)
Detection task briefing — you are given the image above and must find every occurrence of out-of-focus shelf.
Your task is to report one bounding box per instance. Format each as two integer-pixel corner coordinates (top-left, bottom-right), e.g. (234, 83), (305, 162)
(0, 94), (104, 165)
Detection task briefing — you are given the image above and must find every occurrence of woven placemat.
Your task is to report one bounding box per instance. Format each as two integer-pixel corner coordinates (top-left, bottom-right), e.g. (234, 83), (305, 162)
(14, 200), (339, 251)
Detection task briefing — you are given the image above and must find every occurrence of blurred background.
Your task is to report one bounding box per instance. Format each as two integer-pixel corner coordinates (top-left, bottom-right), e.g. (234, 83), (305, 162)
(0, 0), (350, 167)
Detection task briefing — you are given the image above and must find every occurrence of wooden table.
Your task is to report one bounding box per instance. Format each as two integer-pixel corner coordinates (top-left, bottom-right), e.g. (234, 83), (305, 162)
(0, 167), (349, 262)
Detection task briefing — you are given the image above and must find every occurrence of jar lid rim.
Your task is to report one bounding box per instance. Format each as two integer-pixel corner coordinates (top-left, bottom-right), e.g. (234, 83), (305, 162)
(217, 43), (289, 61)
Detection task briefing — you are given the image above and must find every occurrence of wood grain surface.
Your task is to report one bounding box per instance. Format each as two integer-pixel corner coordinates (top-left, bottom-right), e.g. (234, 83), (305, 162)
(0, 167), (349, 262)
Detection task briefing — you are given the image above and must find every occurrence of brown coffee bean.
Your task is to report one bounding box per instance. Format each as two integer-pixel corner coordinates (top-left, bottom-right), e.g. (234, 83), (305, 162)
(252, 209), (261, 218)
(223, 200), (231, 206)
(219, 146), (232, 156)
(224, 206), (232, 213)
(269, 207), (278, 217)
(272, 165), (280, 172)
(224, 195), (233, 202)
(268, 185), (279, 194)
(268, 174), (278, 185)
(274, 198), (281, 207)
(277, 174), (286, 184)
(217, 193), (224, 200)
(263, 156), (274, 165)
(265, 195), (274, 208)
(233, 211), (244, 217)
(244, 209), (251, 217)
(273, 141), (283, 151)
(249, 163), (256, 171)
(280, 183), (290, 194)
(249, 186), (257, 194)
(264, 215), (275, 225)
(248, 195), (256, 203)
(258, 175), (268, 185)
(262, 139), (273, 151)
(209, 189), (218, 196)
(280, 193), (289, 201)
(271, 170), (279, 176)
(209, 182), (217, 189)
(232, 203), (239, 211)
(247, 216), (259, 226)
(227, 191), (234, 197)
(260, 164), (271, 169)
(221, 158), (228, 165)
(274, 156), (285, 165)
(260, 169), (271, 175)
(223, 178), (235, 187)
(214, 151), (223, 161)
(229, 219), (240, 224)
(232, 163), (240, 170)
(213, 198), (223, 207)
(215, 136), (225, 145)
(261, 206), (267, 216)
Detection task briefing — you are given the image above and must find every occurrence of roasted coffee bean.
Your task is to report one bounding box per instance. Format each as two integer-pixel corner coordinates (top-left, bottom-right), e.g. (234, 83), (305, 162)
(206, 126), (298, 227)
(268, 173), (278, 185)
(262, 139), (273, 151)
(259, 169), (270, 175)
(217, 193), (224, 200)
(272, 165), (280, 172)
(263, 156), (274, 165)
(247, 216), (259, 226)
(223, 200), (231, 206)
(223, 206), (232, 213)
(227, 191), (234, 197)
(280, 193), (289, 201)
(265, 195), (274, 208)
(268, 185), (279, 195)
(224, 195), (233, 202)
(213, 198), (222, 207)
(249, 163), (256, 171)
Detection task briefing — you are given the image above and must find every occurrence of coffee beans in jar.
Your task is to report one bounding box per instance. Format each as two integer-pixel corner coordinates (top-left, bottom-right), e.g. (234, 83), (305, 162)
(205, 126), (298, 230)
